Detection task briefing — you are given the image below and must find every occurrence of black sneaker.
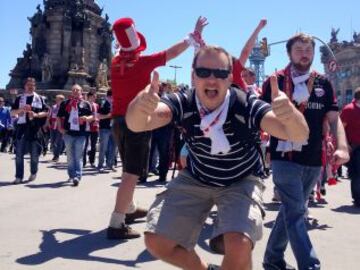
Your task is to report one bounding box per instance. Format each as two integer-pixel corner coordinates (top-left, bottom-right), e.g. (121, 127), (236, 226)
(263, 261), (296, 270)
(157, 177), (167, 183)
(125, 207), (148, 224)
(13, 178), (23, 185)
(73, 178), (79, 187)
(107, 224), (141, 239)
(354, 200), (360, 208)
(138, 176), (147, 183)
(207, 264), (220, 270)
(209, 234), (224, 255)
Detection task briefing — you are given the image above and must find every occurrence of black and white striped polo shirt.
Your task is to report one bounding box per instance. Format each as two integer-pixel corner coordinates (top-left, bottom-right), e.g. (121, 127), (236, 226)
(162, 87), (271, 186)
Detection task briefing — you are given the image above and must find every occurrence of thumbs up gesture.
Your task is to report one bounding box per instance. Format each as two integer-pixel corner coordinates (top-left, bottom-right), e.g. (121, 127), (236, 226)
(270, 75), (295, 123)
(138, 71), (161, 116)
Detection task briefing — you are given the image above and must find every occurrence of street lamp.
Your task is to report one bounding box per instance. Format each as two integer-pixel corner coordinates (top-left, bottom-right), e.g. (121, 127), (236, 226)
(169, 65), (182, 84)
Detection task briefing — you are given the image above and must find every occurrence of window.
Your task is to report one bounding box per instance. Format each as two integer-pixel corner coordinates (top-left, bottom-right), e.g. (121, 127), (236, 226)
(345, 89), (353, 105)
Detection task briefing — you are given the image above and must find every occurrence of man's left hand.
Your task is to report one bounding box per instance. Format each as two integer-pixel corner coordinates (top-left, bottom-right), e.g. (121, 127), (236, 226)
(332, 149), (350, 166)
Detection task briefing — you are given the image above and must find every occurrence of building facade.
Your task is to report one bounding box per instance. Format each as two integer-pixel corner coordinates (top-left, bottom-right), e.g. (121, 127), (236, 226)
(321, 29), (360, 107)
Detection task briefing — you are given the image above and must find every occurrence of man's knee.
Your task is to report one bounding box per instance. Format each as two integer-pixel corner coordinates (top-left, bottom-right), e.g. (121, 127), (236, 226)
(223, 232), (252, 263)
(144, 232), (176, 258)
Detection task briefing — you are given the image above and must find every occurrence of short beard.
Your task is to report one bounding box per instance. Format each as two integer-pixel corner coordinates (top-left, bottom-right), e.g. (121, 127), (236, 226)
(292, 61), (312, 73)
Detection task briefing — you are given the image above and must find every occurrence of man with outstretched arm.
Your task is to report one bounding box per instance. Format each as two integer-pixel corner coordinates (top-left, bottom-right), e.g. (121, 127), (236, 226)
(107, 16), (208, 239)
(126, 45), (309, 270)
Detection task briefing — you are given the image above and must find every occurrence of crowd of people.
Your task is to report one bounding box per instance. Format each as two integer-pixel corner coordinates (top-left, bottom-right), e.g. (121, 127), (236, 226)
(1, 16), (360, 270)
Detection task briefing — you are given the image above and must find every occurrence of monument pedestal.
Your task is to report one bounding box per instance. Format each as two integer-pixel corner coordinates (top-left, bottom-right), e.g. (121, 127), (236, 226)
(64, 70), (91, 90)
(97, 86), (110, 92)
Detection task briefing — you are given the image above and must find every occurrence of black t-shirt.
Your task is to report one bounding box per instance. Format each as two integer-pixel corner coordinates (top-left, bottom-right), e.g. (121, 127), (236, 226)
(57, 99), (92, 136)
(261, 70), (338, 166)
(98, 99), (112, 129)
(12, 94), (48, 141)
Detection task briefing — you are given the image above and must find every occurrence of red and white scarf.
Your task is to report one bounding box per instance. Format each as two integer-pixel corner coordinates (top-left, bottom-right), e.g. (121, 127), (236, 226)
(18, 92), (42, 124)
(66, 96), (82, 131)
(275, 64), (317, 154)
(195, 90), (231, 155)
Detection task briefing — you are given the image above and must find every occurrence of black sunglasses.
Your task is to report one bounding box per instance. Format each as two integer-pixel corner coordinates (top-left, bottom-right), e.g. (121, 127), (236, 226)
(194, 67), (230, 79)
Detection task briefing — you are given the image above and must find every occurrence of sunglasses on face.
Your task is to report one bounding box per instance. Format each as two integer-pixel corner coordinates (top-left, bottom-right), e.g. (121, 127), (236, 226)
(194, 67), (230, 79)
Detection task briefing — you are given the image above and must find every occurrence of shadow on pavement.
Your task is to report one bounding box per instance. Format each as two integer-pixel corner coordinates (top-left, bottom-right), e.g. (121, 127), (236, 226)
(0, 179), (36, 187)
(47, 164), (68, 170)
(332, 205), (360, 214)
(16, 228), (156, 267)
(263, 202), (280, 212)
(264, 219), (332, 231)
(25, 181), (71, 189)
(111, 181), (167, 189)
(0, 181), (15, 187)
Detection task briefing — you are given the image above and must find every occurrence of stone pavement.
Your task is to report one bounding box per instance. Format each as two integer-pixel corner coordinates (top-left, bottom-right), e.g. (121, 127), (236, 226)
(0, 152), (359, 270)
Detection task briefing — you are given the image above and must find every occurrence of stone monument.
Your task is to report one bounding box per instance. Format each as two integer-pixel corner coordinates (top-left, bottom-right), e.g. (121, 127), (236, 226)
(7, 0), (112, 94)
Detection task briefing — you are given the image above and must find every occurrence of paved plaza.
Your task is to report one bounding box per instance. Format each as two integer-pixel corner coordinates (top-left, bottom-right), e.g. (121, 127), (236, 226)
(1, 152), (359, 270)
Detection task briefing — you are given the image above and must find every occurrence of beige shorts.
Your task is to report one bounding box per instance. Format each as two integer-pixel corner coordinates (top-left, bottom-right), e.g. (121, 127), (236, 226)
(145, 169), (265, 250)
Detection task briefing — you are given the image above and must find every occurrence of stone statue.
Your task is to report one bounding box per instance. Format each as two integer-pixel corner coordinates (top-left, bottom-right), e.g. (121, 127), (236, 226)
(41, 53), (52, 82)
(23, 43), (32, 59)
(70, 41), (85, 71)
(330, 28), (340, 43)
(9, 43), (32, 78)
(28, 4), (43, 27)
(353, 32), (360, 43)
(96, 59), (109, 89)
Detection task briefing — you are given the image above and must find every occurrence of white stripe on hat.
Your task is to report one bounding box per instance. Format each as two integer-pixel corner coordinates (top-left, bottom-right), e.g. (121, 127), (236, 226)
(121, 24), (141, 52)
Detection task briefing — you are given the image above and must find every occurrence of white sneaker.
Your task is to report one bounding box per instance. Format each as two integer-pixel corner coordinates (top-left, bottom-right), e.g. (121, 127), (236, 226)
(28, 174), (37, 182)
(13, 178), (23, 184)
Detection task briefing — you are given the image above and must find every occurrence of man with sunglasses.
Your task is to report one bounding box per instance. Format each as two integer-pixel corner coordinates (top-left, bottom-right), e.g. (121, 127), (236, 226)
(126, 45), (309, 270)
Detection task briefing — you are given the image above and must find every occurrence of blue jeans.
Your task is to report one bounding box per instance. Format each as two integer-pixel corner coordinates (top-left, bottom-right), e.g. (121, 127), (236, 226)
(15, 137), (42, 179)
(63, 134), (86, 180)
(97, 129), (116, 169)
(264, 161), (321, 270)
(349, 146), (360, 203)
(50, 129), (64, 158)
(149, 125), (172, 180)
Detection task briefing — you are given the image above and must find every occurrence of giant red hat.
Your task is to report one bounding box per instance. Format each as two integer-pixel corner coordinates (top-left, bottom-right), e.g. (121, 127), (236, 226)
(112, 17), (146, 55)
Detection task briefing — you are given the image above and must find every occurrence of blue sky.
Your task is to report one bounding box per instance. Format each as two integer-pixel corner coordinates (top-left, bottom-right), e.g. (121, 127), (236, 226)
(0, 0), (359, 88)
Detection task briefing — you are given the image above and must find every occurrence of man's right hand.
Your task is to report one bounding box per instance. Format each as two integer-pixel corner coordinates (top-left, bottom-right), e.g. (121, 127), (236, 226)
(194, 16), (208, 34)
(58, 128), (65, 135)
(258, 19), (267, 30)
(137, 71), (160, 116)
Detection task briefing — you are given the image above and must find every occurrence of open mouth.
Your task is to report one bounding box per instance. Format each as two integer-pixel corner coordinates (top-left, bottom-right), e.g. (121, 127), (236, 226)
(205, 89), (218, 98)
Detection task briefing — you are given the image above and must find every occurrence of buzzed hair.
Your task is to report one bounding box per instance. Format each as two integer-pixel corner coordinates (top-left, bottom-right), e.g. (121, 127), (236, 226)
(56, 94), (65, 101)
(24, 77), (36, 85)
(192, 45), (233, 72)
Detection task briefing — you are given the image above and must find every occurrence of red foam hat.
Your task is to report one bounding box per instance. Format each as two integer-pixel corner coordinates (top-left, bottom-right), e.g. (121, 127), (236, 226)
(112, 17), (146, 55)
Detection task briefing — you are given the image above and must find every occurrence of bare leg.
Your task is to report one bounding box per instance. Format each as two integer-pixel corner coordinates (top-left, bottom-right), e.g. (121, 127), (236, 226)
(145, 232), (208, 270)
(113, 172), (138, 214)
(221, 232), (253, 270)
